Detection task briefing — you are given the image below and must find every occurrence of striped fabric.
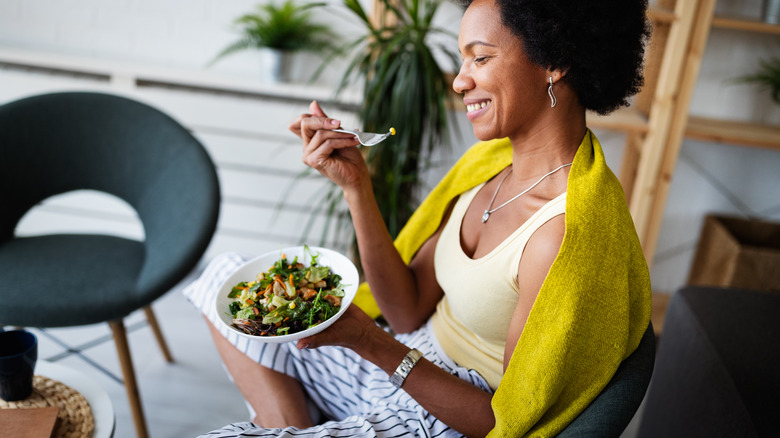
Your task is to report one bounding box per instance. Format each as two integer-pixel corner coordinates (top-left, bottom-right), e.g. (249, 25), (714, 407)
(183, 253), (493, 438)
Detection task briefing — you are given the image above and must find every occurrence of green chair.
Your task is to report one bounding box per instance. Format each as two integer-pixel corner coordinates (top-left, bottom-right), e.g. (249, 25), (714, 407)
(557, 323), (655, 437)
(0, 91), (220, 438)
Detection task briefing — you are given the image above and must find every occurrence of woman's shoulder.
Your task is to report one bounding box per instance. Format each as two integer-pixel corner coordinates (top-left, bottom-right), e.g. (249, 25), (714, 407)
(522, 208), (566, 266)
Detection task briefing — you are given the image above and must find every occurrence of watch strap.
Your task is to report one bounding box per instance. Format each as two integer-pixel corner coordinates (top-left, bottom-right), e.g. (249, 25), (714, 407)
(389, 348), (423, 388)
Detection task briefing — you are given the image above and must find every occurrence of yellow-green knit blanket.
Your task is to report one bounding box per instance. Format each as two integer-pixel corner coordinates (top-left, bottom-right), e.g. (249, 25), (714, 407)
(353, 129), (652, 436)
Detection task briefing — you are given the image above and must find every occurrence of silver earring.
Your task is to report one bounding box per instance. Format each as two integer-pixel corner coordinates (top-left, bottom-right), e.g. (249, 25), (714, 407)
(547, 76), (557, 108)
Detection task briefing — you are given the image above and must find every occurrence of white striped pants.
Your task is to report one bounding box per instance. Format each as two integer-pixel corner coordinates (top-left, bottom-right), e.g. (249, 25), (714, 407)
(183, 253), (493, 438)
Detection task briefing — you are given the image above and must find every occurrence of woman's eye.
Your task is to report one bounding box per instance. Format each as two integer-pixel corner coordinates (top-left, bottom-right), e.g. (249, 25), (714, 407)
(474, 56), (489, 65)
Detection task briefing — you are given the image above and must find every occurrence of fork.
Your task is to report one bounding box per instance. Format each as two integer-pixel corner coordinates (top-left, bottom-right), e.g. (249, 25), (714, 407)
(333, 127), (396, 146)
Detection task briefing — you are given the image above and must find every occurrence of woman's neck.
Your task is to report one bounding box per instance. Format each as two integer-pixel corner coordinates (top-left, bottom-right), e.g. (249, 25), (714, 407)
(509, 89), (585, 168)
(508, 129), (583, 178)
(499, 101), (585, 198)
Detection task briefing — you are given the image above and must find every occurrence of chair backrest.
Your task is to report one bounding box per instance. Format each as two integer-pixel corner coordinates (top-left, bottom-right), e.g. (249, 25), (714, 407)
(556, 323), (656, 437)
(0, 91), (220, 294)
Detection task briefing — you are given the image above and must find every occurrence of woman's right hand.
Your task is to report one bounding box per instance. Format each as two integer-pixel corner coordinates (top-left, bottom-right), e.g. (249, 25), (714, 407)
(291, 101), (440, 335)
(289, 101), (368, 191)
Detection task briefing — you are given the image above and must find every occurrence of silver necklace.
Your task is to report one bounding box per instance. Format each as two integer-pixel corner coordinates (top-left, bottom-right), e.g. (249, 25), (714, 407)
(482, 162), (573, 223)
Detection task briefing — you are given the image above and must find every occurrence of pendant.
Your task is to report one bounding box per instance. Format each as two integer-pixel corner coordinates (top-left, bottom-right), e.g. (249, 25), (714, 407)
(482, 210), (490, 223)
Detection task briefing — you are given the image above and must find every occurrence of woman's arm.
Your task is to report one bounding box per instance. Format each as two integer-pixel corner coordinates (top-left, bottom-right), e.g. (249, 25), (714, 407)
(299, 305), (495, 438)
(345, 180), (449, 333)
(503, 215), (566, 371)
(290, 101), (444, 333)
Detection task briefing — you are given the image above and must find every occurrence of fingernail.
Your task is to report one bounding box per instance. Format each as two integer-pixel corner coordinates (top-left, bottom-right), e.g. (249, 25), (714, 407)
(330, 119), (339, 126)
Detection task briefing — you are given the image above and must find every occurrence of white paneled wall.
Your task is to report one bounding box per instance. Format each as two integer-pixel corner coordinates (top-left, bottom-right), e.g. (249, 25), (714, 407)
(1, 0), (779, 298)
(0, 0), (351, 83)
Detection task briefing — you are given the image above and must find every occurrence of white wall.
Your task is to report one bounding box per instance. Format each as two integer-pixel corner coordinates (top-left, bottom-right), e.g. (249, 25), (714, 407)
(0, 0), (465, 85)
(1, 0), (778, 296)
(0, 0), (368, 84)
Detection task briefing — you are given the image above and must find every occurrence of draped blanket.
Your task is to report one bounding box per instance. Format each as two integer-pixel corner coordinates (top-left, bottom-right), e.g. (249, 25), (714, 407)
(353, 130), (652, 436)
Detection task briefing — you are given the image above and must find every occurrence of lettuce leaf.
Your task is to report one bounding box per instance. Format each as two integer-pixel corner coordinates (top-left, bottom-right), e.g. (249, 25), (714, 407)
(307, 265), (330, 283)
(235, 307), (256, 320)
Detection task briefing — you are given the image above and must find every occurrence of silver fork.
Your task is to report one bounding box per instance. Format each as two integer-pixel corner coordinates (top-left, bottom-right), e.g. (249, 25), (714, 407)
(333, 128), (395, 146)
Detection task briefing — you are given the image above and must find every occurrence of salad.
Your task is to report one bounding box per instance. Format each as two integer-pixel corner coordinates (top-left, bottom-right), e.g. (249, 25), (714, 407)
(227, 248), (346, 337)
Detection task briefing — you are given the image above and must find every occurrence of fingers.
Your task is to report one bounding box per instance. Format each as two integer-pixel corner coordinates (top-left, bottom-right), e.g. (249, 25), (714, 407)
(309, 100), (327, 117)
(301, 116), (342, 145)
(289, 112), (341, 143)
(296, 305), (374, 350)
(288, 100), (330, 138)
(302, 131), (359, 170)
(290, 100), (362, 182)
(288, 114), (305, 138)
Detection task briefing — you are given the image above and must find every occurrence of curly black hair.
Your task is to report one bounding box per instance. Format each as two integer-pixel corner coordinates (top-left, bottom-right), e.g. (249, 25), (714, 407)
(459, 0), (650, 115)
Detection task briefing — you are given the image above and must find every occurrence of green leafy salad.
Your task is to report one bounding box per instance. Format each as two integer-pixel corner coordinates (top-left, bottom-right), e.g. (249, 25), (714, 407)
(228, 248), (346, 337)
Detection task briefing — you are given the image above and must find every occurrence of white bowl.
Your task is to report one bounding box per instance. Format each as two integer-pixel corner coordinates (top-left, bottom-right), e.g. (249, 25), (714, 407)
(214, 246), (359, 343)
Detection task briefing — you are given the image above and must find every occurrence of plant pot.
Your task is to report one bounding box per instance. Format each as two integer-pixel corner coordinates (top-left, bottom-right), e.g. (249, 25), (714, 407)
(762, 0), (780, 25)
(259, 48), (293, 83)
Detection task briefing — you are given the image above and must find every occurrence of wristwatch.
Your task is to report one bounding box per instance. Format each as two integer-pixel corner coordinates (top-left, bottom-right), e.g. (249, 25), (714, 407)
(389, 348), (423, 388)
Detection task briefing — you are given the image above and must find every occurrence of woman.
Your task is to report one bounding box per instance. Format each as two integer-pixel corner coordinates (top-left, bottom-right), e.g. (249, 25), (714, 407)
(184, 0), (652, 436)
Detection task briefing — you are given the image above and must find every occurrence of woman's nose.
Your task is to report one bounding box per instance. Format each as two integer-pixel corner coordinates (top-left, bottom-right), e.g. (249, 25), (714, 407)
(452, 64), (473, 94)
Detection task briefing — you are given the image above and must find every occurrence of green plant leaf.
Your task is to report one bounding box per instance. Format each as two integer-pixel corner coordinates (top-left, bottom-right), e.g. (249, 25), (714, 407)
(343, 0), (373, 28)
(731, 57), (780, 105)
(210, 0), (339, 65)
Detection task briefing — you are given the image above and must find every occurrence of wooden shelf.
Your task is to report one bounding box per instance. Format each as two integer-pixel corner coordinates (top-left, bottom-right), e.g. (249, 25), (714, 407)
(588, 112), (780, 151)
(597, 0), (780, 334)
(712, 15), (780, 35)
(587, 107), (648, 135)
(686, 116), (780, 150)
(648, 5), (676, 24)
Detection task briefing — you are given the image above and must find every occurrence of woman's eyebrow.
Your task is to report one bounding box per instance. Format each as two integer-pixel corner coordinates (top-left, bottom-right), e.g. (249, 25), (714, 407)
(460, 40), (498, 53)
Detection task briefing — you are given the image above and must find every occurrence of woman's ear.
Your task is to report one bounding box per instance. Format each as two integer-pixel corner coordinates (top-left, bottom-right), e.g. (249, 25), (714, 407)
(547, 68), (568, 84)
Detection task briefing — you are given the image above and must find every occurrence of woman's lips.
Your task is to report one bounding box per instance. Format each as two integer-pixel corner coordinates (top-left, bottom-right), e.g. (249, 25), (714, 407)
(465, 100), (491, 122)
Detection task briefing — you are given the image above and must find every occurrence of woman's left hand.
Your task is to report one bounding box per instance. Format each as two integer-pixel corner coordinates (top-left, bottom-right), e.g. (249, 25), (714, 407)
(298, 304), (496, 438)
(296, 305), (383, 351)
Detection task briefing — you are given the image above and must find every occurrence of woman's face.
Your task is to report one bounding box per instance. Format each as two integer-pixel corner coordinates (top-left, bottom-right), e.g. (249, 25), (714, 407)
(453, 0), (550, 142)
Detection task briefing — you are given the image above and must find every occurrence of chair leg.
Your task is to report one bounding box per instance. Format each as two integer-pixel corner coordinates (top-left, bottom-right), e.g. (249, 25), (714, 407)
(109, 319), (149, 438)
(143, 306), (174, 363)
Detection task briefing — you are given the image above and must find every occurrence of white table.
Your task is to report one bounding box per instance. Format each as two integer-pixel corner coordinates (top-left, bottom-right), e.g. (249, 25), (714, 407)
(36, 361), (115, 438)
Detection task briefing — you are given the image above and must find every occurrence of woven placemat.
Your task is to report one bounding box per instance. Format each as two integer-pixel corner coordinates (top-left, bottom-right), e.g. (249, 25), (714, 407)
(0, 375), (95, 438)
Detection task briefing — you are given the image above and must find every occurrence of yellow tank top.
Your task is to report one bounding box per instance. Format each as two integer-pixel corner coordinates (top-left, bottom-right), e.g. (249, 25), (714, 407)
(431, 183), (566, 389)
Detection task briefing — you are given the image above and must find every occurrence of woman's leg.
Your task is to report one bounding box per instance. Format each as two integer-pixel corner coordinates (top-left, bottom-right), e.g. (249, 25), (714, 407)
(206, 318), (314, 428)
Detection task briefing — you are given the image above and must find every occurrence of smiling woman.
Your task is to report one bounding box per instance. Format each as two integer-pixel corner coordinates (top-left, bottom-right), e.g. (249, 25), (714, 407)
(183, 0), (653, 437)
(454, 3), (553, 142)
(454, 0), (648, 142)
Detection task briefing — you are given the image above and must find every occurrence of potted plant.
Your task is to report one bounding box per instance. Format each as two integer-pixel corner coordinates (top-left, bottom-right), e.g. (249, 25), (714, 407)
(732, 57), (780, 105)
(303, 0), (459, 250)
(211, 0), (337, 83)
(762, 0), (780, 24)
